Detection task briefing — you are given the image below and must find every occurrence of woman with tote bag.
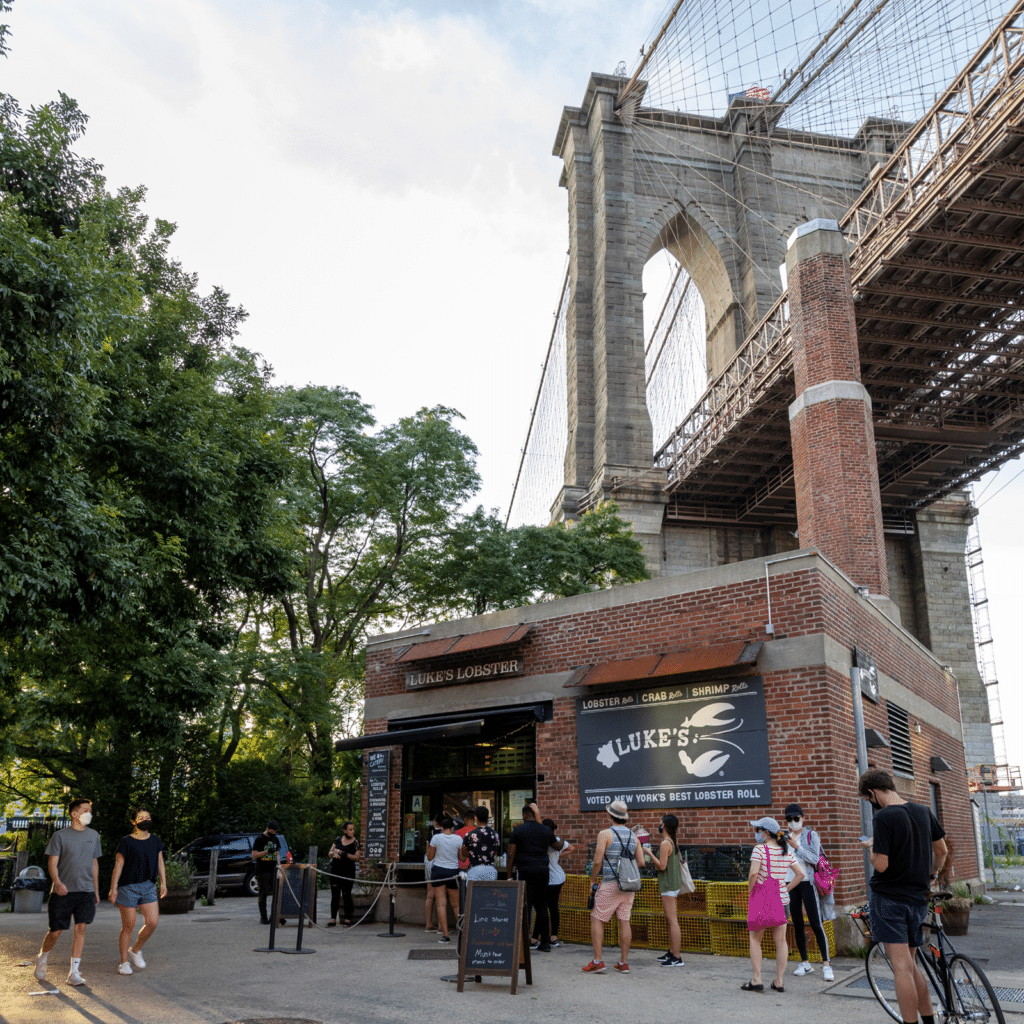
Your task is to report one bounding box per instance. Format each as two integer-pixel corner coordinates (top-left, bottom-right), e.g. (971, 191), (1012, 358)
(744, 816), (803, 993)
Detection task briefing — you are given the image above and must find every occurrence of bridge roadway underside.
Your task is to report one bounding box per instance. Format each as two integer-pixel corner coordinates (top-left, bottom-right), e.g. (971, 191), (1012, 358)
(665, 130), (1024, 529)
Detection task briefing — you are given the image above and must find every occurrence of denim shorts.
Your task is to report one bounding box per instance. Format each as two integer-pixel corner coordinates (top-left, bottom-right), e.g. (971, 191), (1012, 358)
(116, 881), (159, 909)
(869, 891), (928, 947)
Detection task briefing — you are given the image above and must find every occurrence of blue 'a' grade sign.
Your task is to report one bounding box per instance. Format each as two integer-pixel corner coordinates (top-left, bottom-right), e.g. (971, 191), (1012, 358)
(575, 676), (772, 811)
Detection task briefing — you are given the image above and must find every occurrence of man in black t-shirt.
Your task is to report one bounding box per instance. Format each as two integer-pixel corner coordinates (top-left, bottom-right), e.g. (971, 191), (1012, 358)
(251, 821), (282, 924)
(508, 803), (563, 952)
(859, 770), (947, 1024)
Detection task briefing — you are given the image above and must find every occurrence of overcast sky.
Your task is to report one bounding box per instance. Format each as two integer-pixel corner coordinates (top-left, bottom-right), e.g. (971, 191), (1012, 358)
(4, 0), (1022, 778)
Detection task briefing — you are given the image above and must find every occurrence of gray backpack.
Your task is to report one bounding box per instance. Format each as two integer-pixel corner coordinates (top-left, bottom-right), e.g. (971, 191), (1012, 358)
(610, 827), (642, 892)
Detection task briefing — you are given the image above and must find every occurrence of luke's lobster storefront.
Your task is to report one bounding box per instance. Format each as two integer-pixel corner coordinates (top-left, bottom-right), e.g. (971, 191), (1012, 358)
(344, 550), (978, 940)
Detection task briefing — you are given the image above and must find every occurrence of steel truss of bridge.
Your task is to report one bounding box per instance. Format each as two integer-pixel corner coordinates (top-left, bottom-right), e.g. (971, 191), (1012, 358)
(655, 4), (1024, 528)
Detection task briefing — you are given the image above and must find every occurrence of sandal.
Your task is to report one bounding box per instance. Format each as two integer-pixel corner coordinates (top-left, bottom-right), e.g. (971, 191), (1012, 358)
(771, 982), (785, 992)
(326, 920), (336, 927)
(343, 920), (352, 926)
(741, 982), (764, 992)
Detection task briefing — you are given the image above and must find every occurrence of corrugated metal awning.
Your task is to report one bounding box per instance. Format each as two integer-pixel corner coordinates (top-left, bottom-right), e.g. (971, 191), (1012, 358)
(393, 623), (532, 663)
(564, 640), (763, 688)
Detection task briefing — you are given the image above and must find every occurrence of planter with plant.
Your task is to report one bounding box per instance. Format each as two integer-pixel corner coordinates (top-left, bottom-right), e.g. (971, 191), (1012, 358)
(159, 857), (198, 915)
(940, 882), (972, 936)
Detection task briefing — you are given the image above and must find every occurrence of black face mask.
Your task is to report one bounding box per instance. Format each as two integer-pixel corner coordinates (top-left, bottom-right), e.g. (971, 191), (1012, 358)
(657, 824), (664, 833)
(136, 820), (154, 833)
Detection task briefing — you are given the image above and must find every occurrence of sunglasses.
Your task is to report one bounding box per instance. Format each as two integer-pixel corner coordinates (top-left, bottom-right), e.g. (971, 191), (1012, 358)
(785, 816), (802, 822)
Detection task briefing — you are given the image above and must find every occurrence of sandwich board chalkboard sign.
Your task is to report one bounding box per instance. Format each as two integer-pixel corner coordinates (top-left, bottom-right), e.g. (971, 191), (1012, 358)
(457, 880), (531, 994)
(277, 864), (316, 923)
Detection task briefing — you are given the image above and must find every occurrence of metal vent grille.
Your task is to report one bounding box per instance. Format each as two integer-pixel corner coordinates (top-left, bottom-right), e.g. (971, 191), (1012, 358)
(887, 702), (914, 776)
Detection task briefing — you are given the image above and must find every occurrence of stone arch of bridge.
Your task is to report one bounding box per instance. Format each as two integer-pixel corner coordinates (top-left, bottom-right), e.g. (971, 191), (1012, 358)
(639, 197), (771, 379)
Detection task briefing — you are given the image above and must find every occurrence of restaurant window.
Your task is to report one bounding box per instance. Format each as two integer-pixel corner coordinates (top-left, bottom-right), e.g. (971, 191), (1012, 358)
(398, 712), (539, 864)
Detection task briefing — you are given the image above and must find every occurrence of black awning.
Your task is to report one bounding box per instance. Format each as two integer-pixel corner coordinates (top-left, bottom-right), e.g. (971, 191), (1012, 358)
(334, 719), (483, 752)
(388, 703), (549, 730)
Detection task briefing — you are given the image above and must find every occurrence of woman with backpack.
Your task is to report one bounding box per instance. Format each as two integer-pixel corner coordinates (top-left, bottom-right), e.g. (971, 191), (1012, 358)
(783, 802), (835, 980)
(645, 813), (686, 968)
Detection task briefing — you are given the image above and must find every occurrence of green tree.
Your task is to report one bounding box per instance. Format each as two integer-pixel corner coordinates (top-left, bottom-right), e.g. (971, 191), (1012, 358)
(0, 86), (299, 849)
(233, 387), (482, 793)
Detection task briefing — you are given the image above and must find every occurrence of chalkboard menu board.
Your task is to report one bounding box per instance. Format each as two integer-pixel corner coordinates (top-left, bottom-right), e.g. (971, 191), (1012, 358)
(277, 864), (316, 921)
(365, 749), (389, 859)
(458, 880), (531, 994)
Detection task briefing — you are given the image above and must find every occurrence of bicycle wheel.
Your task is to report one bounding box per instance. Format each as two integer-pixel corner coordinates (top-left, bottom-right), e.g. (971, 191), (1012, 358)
(866, 942), (904, 1023)
(947, 954), (1006, 1024)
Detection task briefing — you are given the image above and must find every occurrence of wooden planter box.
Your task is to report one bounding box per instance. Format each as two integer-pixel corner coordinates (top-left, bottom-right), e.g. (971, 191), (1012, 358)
(158, 887), (197, 915)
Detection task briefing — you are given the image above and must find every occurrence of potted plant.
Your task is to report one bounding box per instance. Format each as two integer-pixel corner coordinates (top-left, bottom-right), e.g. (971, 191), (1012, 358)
(941, 882), (972, 936)
(159, 856), (198, 915)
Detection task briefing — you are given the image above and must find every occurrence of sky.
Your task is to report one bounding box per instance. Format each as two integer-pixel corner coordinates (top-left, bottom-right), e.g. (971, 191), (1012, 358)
(2, 0), (1022, 777)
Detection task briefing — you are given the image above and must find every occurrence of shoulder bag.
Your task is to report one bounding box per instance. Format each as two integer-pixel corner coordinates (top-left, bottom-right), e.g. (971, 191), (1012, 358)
(677, 848), (696, 895)
(747, 844), (787, 930)
(810, 830), (838, 896)
(610, 827), (642, 892)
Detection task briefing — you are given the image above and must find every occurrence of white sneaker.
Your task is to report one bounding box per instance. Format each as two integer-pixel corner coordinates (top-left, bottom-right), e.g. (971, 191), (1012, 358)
(33, 956), (47, 982)
(66, 970), (87, 986)
(823, 964), (834, 981)
(117, 962), (133, 975)
(794, 962), (814, 976)
(127, 950), (146, 969)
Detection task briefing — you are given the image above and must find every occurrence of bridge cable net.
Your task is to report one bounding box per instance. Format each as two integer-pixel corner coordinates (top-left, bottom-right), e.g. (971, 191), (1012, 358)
(508, 0), (1020, 526)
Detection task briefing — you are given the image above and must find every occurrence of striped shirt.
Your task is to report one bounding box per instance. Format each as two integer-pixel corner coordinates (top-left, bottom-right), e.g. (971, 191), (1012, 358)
(751, 842), (797, 905)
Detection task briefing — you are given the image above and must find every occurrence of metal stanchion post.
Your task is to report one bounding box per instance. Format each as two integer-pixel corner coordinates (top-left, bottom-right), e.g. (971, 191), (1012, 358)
(378, 863), (406, 937)
(253, 871), (281, 953)
(281, 866), (315, 954)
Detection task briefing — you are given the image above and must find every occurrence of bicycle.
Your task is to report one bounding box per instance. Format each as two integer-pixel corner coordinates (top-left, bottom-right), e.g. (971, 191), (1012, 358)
(851, 894), (1005, 1024)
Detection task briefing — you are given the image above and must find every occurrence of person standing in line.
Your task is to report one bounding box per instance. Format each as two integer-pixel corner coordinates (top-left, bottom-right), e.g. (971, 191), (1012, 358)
(251, 820), (282, 925)
(108, 807), (167, 975)
(423, 812), (444, 932)
(427, 817), (464, 943)
(532, 817), (572, 948)
(859, 769), (947, 1024)
(454, 815), (473, 872)
(782, 802), (835, 980)
(646, 813), (686, 968)
(582, 799), (645, 974)
(463, 805), (501, 882)
(744, 816), (803, 993)
(34, 798), (102, 987)
(326, 821), (360, 926)
(508, 804), (563, 953)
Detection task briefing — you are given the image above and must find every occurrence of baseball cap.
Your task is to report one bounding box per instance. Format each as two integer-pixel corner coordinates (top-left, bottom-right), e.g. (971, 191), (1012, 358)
(749, 816), (780, 833)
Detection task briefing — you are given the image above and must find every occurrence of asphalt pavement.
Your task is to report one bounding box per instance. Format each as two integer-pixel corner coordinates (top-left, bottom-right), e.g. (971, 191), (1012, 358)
(1, 891), (1021, 1024)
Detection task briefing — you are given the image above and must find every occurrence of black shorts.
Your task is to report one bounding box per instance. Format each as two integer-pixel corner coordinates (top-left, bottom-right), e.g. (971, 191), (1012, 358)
(48, 891), (97, 931)
(430, 866), (459, 890)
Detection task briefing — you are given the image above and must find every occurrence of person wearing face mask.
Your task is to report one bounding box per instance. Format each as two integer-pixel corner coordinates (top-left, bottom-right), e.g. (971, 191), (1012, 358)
(252, 821), (283, 925)
(859, 769), (947, 1024)
(646, 814), (686, 968)
(34, 798), (102, 987)
(744, 817), (803, 993)
(326, 821), (360, 927)
(782, 803), (835, 981)
(108, 807), (167, 975)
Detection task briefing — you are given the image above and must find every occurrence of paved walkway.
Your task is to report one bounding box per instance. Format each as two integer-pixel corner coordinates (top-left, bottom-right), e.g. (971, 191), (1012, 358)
(1, 893), (1021, 1024)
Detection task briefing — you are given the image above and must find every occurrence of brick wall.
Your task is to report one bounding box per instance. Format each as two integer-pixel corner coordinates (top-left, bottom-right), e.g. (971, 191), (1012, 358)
(364, 556), (978, 902)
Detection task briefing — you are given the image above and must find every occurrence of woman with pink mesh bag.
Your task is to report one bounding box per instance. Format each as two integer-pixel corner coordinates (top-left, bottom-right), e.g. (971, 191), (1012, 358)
(743, 816), (804, 993)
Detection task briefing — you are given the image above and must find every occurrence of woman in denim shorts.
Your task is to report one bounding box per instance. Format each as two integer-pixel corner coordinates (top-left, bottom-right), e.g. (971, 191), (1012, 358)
(108, 808), (167, 976)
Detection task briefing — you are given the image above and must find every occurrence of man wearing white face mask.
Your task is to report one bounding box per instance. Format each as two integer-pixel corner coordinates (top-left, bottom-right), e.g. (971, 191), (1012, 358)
(34, 798), (103, 987)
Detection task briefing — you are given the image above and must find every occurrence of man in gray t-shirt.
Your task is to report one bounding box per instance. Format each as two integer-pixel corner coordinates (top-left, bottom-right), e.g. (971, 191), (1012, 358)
(34, 798), (103, 988)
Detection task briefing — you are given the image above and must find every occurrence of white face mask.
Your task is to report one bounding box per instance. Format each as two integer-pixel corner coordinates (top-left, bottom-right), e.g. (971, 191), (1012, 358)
(79, 811), (93, 825)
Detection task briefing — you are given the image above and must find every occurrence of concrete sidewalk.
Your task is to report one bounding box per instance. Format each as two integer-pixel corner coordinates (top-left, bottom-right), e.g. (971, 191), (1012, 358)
(1, 893), (1021, 1024)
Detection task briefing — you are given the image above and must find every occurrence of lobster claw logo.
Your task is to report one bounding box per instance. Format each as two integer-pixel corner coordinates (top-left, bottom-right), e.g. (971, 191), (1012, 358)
(594, 700), (746, 777)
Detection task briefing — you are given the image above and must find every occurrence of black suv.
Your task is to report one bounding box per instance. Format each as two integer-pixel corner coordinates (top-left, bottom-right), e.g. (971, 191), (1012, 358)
(177, 832), (290, 896)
